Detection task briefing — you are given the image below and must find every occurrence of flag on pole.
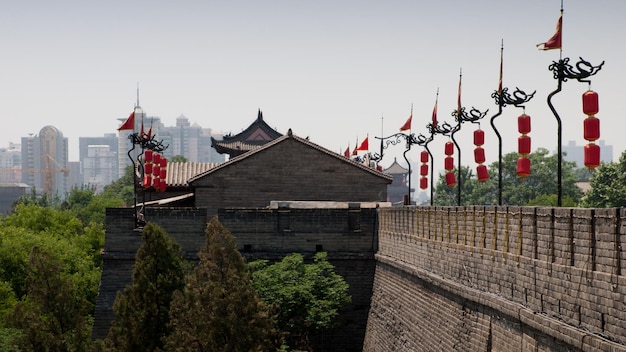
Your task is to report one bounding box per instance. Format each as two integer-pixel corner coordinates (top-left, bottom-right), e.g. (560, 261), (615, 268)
(356, 136), (369, 151)
(399, 113), (412, 131)
(432, 90), (439, 126)
(343, 145), (350, 158)
(537, 14), (562, 50)
(498, 43), (503, 94)
(456, 70), (462, 116)
(117, 110), (135, 131)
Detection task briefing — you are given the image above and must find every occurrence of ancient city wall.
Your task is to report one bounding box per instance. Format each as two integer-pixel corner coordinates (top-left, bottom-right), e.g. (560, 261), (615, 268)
(364, 206), (626, 351)
(94, 204), (379, 352)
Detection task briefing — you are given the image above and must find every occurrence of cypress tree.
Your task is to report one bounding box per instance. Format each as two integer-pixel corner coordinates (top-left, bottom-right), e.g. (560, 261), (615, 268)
(105, 222), (186, 352)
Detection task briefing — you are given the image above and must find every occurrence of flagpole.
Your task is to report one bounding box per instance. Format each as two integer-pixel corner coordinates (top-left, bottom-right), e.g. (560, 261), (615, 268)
(544, 0), (603, 206)
(490, 41), (535, 206)
(450, 68), (489, 206)
(559, 0), (563, 60)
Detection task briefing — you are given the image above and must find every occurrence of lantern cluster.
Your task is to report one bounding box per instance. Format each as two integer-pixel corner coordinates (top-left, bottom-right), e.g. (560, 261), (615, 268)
(143, 150), (168, 192)
(516, 113), (531, 178)
(582, 90), (600, 169)
(419, 150), (429, 190)
(473, 128), (489, 182)
(444, 141), (456, 187)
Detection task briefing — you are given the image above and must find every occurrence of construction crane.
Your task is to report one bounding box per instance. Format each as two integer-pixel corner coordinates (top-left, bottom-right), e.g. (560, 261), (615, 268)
(0, 154), (69, 195)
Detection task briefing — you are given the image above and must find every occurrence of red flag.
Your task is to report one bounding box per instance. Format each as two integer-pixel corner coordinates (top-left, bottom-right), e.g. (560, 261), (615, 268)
(356, 136), (368, 151)
(457, 70), (462, 116)
(352, 146), (358, 156)
(343, 146), (350, 158)
(399, 114), (412, 131)
(537, 14), (562, 50)
(146, 127), (152, 140)
(117, 110), (135, 131)
(432, 91), (439, 126)
(140, 120), (145, 139)
(498, 44), (503, 94)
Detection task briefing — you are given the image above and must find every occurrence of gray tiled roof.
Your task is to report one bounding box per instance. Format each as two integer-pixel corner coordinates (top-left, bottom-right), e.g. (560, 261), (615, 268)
(166, 162), (220, 188)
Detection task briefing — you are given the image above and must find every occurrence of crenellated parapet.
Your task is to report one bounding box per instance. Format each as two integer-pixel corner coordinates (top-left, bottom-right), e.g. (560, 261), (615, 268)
(366, 205), (626, 351)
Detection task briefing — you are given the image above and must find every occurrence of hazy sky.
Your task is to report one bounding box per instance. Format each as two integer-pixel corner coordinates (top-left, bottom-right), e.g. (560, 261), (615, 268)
(1, 1), (623, 168)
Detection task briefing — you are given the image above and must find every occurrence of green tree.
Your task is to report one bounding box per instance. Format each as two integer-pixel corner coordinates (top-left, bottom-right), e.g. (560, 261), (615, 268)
(580, 151), (626, 208)
(6, 247), (95, 352)
(433, 148), (582, 206)
(100, 165), (135, 206)
(249, 252), (351, 351)
(105, 223), (187, 352)
(14, 188), (62, 209)
(63, 187), (124, 226)
(164, 217), (281, 352)
(0, 204), (103, 305)
(170, 155), (188, 163)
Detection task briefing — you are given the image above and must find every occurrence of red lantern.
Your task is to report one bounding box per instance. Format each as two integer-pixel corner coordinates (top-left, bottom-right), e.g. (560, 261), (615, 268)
(160, 181), (167, 192)
(160, 168), (167, 180)
(583, 116), (600, 141)
(153, 153), (161, 165)
(420, 150), (429, 163)
(518, 135), (531, 156)
(143, 175), (152, 188)
(444, 141), (454, 156)
(517, 157), (531, 178)
(518, 114), (531, 134)
(419, 177), (428, 190)
(153, 177), (161, 189)
(474, 147), (485, 164)
(144, 149), (153, 162)
(153, 165), (160, 177)
(420, 164), (428, 176)
(582, 90), (599, 116)
(473, 129), (485, 146)
(476, 164), (489, 182)
(160, 157), (167, 168)
(144, 162), (153, 175)
(444, 156), (454, 171)
(584, 143), (600, 169)
(445, 172), (456, 187)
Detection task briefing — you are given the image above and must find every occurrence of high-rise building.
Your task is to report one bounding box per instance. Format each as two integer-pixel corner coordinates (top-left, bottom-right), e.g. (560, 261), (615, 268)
(162, 115), (224, 163)
(116, 108), (224, 179)
(82, 145), (117, 193)
(79, 133), (119, 186)
(21, 126), (69, 197)
(562, 140), (613, 167)
(0, 142), (22, 183)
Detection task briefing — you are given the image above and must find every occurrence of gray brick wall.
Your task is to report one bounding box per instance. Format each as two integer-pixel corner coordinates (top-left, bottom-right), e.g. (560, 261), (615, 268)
(192, 138), (390, 217)
(366, 206), (626, 352)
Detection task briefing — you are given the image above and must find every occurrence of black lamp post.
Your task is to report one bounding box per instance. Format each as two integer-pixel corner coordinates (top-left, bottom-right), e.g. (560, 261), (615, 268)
(425, 121), (455, 205)
(126, 131), (168, 229)
(547, 57), (603, 206)
(490, 87), (535, 205)
(449, 106), (488, 206)
(374, 132), (419, 204)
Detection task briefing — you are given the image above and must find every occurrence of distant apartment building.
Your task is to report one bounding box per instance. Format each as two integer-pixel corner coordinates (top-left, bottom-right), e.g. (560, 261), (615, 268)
(163, 115), (224, 163)
(0, 142), (22, 183)
(563, 140), (613, 167)
(116, 109), (224, 179)
(82, 145), (117, 193)
(21, 126), (70, 198)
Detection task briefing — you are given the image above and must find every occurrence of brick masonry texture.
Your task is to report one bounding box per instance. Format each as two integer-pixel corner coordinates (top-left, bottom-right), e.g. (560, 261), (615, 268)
(191, 137), (390, 217)
(364, 206), (626, 352)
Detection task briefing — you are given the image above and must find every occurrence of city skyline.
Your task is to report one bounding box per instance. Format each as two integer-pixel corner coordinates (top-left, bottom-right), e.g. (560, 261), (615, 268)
(1, 1), (624, 167)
